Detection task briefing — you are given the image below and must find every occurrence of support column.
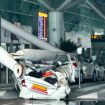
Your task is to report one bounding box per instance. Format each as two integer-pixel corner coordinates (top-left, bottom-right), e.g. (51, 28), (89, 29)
(48, 12), (64, 48)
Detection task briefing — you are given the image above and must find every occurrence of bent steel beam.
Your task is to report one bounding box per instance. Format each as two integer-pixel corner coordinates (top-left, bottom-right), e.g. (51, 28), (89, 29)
(0, 47), (23, 77)
(12, 49), (59, 61)
(1, 18), (63, 52)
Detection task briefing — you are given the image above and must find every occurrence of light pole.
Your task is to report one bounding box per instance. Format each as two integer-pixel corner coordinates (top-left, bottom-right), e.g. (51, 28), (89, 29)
(77, 47), (82, 88)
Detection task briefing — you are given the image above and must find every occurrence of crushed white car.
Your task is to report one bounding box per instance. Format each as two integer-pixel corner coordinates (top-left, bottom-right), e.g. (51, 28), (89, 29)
(12, 62), (70, 99)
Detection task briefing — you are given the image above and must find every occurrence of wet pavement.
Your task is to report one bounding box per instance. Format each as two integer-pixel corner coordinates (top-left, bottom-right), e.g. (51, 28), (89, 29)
(0, 82), (105, 105)
(69, 82), (105, 100)
(0, 99), (105, 105)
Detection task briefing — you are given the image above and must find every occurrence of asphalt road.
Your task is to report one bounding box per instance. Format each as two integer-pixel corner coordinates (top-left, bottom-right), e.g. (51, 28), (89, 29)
(0, 99), (105, 105)
(0, 81), (105, 104)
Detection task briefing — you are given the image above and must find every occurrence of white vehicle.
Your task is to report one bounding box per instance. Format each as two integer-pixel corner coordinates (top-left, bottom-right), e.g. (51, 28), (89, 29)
(54, 53), (105, 83)
(53, 53), (79, 83)
(0, 18), (70, 99)
(0, 44), (70, 100)
(75, 55), (105, 82)
(24, 100), (67, 105)
(96, 63), (105, 81)
(12, 62), (70, 99)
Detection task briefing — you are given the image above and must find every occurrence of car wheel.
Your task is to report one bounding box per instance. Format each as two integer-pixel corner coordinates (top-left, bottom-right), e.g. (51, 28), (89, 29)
(75, 78), (79, 83)
(92, 71), (97, 82)
(61, 95), (69, 104)
(17, 86), (20, 94)
(97, 72), (101, 81)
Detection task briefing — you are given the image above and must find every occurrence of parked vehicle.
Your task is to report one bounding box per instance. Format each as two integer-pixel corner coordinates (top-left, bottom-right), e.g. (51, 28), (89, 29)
(12, 61), (70, 99)
(53, 53), (79, 83)
(75, 55), (104, 82)
(96, 63), (105, 81)
(53, 53), (105, 84)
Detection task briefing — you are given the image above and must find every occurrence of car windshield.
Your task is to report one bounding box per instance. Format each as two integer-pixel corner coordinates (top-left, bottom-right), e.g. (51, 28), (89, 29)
(56, 54), (68, 63)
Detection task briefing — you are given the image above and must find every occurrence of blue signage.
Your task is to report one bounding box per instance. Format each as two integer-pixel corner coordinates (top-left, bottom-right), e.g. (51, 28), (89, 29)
(38, 16), (43, 39)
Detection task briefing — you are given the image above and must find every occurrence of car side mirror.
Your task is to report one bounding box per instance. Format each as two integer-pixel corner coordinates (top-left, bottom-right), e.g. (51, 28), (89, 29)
(57, 61), (62, 66)
(55, 61), (62, 67)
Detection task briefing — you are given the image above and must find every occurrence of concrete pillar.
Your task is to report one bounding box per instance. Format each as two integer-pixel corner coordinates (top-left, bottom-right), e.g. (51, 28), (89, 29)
(48, 12), (64, 48)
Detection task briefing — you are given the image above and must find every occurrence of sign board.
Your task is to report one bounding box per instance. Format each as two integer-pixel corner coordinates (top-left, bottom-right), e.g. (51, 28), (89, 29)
(77, 47), (82, 55)
(38, 12), (48, 40)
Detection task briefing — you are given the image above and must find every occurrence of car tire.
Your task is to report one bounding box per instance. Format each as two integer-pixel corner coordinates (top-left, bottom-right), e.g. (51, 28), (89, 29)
(61, 94), (69, 103)
(75, 78), (79, 83)
(97, 72), (101, 81)
(17, 85), (20, 94)
(92, 71), (97, 82)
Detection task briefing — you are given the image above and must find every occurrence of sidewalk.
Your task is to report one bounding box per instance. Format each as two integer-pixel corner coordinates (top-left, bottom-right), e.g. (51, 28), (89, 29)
(0, 83), (13, 90)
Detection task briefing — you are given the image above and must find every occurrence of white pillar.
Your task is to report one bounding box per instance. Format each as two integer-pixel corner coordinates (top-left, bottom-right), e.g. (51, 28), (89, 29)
(48, 12), (64, 47)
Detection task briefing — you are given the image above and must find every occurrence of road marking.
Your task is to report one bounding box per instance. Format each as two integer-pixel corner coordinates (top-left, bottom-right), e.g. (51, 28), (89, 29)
(75, 84), (105, 91)
(3, 103), (13, 105)
(77, 89), (105, 100)
(77, 92), (98, 99)
(0, 91), (6, 96)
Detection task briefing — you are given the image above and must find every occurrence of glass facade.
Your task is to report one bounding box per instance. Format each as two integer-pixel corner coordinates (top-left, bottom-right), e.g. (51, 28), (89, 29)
(0, 0), (48, 31)
(1, 0), (105, 34)
(64, 0), (105, 33)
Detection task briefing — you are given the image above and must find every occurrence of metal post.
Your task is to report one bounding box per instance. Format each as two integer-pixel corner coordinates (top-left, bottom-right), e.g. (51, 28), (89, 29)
(77, 47), (82, 88)
(78, 62), (81, 88)
(6, 67), (8, 84)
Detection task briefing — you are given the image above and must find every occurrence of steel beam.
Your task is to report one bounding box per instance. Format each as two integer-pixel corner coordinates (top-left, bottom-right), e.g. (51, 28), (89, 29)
(86, 0), (105, 20)
(57, 0), (72, 11)
(57, 0), (83, 11)
(1, 18), (63, 52)
(36, 0), (54, 11)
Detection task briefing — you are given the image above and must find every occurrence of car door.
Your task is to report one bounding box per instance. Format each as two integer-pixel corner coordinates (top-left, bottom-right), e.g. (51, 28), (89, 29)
(83, 58), (94, 78)
(56, 54), (72, 78)
(78, 56), (91, 78)
(78, 56), (86, 72)
(86, 60), (93, 77)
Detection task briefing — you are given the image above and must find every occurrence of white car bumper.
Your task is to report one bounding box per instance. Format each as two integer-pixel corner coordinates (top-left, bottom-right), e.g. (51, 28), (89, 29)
(19, 85), (70, 99)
